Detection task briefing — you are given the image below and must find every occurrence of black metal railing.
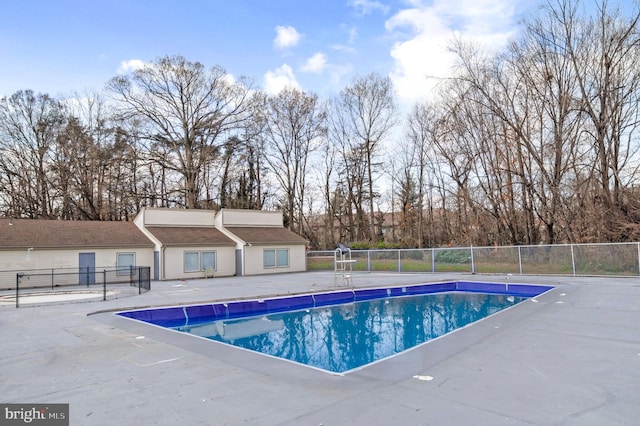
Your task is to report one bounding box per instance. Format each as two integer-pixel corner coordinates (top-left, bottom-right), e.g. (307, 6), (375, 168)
(8, 266), (151, 308)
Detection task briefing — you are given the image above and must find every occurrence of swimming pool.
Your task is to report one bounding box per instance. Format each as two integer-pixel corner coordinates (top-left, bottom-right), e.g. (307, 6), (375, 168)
(118, 281), (553, 374)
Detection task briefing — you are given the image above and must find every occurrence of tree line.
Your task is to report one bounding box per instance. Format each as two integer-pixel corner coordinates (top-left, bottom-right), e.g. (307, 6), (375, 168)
(1, 0), (639, 249)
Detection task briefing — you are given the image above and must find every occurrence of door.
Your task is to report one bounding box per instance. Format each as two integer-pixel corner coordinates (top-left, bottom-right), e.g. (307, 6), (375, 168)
(79, 252), (96, 285)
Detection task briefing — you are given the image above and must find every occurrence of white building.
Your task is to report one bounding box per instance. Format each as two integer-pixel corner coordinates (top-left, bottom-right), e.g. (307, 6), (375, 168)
(0, 208), (309, 287)
(214, 209), (309, 276)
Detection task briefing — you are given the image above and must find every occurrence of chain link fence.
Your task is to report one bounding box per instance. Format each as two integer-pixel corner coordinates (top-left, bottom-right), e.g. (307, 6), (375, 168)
(307, 242), (640, 276)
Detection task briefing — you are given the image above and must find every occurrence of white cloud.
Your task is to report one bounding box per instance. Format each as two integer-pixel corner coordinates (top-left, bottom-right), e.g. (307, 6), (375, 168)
(331, 26), (358, 54)
(301, 53), (328, 74)
(273, 26), (302, 50)
(327, 63), (354, 87)
(348, 27), (358, 44)
(264, 64), (300, 94)
(117, 59), (146, 75)
(349, 0), (390, 15)
(385, 0), (519, 104)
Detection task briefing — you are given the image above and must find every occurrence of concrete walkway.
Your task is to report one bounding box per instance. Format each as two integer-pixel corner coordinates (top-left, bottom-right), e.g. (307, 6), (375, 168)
(1, 272), (639, 425)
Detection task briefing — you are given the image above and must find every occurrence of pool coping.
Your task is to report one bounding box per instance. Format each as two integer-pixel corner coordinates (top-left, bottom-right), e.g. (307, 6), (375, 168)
(116, 280), (553, 327)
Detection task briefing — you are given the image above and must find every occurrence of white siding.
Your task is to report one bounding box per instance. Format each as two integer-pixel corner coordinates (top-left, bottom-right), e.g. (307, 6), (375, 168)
(141, 208), (216, 227)
(242, 244), (306, 275)
(134, 213), (162, 251)
(0, 248), (154, 289)
(162, 246), (235, 280)
(217, 209), (282, 227)
(133, 208), (304, 279)
(0, 247), (153, 271)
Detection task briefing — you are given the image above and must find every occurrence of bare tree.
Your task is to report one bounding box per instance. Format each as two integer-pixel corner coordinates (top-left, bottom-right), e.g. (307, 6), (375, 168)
(52, 91), (135, 220)
(450, 27), (583, 244)
(107, 55), (254, 209)
(338, 73), (398, 242)
(560, 0), (640, 239)
(327, 97), (369, 242)
(0, 90), (66, 218)
(406, 102), (442, 247)
(319, 133), (339, 248)
(390, 147), (419, 246)
(217, 135), (265, 210)
(262, 88), (326, 233)
(438, 0), (640, 245)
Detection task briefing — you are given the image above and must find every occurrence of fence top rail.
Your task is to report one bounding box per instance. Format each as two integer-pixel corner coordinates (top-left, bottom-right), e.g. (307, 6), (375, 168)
(17, 266), (149, 277)
(307, 241), (640, 254)
(2, 266), (132, 273)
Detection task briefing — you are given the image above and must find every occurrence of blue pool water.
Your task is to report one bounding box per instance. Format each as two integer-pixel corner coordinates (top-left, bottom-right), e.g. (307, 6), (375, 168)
(175, 292), (526, 373)
(118, 281), (553, 374)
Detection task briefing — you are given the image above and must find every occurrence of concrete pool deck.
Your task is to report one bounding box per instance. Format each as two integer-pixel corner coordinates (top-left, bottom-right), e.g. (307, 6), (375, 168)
(1, 272), (639, 425)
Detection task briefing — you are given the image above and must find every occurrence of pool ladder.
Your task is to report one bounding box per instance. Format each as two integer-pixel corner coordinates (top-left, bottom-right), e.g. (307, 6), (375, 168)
(334, 245), (355, 287)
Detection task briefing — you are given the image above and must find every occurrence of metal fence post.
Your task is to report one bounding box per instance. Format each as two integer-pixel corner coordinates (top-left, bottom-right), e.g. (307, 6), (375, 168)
(51, 268), (54, 290)
(570, 244), (576, 276)
(518, 246), (523, 275)
(103, 270), (107, 301)
(15, 273), (20, 308)
(470, 245), (475, 274)
(138, 267), (142, 294)
(397, 250), (401, 272)
(367, 250), (371, 272)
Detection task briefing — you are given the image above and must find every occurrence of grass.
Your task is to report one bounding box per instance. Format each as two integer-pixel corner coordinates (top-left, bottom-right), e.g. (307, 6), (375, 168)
(307, 246), (640, 276)
(307, 257), (471, 273)
(307, 256), (595, 275)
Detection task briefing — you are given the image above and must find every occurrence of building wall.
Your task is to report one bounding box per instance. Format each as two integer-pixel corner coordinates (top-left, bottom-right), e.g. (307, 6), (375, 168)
(133, 213), (162, 251)
(134, 208), (302, 279)
(162, 246), (235, 280)
(140, 208), (216, 227)
(0, 247), (154, 289)
(216, 209), (283, 227)
(242, 244), (307, 276)
(0, 247), (154, 271)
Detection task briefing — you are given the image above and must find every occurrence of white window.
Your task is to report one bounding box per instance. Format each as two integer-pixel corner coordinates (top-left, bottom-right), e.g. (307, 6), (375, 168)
(184, 250), (217, 273)
(277, 248), (289, 267)
(264, 248), (289, 269)
(184, 251), (200, 273)
(264, 249), (276, 268)
(117, 252), (136, 275)
(202, 251), (216, 271)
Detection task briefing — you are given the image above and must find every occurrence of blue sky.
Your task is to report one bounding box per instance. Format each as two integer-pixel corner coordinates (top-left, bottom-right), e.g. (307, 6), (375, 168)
(0, 0), (536, 105)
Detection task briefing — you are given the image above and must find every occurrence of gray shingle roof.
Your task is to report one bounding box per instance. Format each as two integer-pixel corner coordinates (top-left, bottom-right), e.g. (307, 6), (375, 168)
(145, 227), (235, 246)
(224, 226), (308, 245)
(0, 219), (153, 249)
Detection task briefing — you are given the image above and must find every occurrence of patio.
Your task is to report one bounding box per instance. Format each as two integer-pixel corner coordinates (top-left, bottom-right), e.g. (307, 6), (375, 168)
(1, 272), (638, 425)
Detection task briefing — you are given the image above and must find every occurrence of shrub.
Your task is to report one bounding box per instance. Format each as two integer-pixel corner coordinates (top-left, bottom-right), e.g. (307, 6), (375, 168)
(435, 249), (471, 264)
